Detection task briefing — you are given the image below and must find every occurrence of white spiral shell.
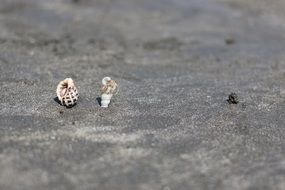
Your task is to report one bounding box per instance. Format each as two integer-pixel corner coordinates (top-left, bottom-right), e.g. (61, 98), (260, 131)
(56, 78), (78, 107)
(100, 77), (118, 107)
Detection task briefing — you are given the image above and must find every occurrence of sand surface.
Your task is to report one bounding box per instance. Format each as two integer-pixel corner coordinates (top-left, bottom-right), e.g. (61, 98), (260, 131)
(0, 0), (285, 189)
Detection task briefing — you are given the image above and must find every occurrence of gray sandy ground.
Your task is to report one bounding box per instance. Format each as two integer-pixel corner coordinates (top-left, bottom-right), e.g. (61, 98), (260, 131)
(0, 0), (285, 189)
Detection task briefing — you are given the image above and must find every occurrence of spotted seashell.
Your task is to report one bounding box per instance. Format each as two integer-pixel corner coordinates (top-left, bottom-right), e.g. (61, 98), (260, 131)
(56, 78), (78, 107)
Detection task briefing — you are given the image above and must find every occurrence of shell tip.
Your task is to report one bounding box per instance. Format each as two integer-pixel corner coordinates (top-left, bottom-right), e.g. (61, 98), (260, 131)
(102, 77), (112, 85)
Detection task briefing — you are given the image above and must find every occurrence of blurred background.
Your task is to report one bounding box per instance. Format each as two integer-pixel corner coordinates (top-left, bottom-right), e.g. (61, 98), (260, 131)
(0, 0), (285, 190)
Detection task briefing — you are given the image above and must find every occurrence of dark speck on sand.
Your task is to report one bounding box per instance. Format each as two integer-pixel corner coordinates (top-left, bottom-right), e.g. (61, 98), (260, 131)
(228, 92), (239, 104)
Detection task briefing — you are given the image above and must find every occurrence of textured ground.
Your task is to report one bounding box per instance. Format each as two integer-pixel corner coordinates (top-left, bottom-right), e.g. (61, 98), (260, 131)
(0, 0), (285, 189)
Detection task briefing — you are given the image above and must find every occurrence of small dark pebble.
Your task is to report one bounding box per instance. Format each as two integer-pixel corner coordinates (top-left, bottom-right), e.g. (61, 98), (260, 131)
(228, 93), (239, 104)
(225, 38), (235, 45)
(59, 110), (64, 114)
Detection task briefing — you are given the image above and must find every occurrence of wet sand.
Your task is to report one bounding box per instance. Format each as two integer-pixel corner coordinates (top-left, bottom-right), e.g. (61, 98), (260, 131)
(0, 0), (285, 189)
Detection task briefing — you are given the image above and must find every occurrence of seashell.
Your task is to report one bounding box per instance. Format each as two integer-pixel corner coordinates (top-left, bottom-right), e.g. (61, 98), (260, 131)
(100, 77), (118, 107)
(56, 78), (78, 107)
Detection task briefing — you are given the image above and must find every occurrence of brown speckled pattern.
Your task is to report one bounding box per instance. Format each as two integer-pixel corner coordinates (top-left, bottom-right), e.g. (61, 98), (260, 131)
(101, 79), (118, 95)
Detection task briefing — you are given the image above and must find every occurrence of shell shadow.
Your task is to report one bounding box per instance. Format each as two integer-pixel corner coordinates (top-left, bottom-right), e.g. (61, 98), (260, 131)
(96, 97), (102, 107)
(54, 97), (61, 104)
